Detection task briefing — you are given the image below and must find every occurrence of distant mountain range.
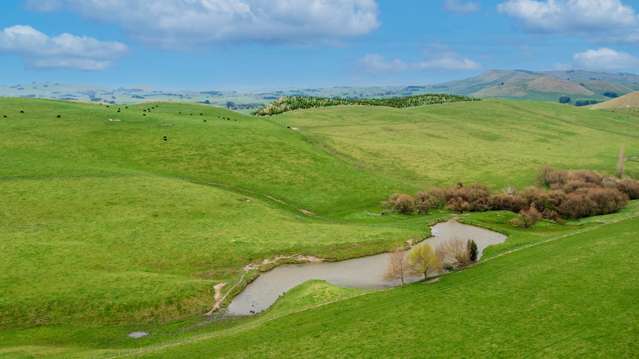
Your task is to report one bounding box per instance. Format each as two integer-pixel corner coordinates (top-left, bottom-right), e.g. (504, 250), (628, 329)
(2, 70), (638, 111)
(425, 70), (639, 101)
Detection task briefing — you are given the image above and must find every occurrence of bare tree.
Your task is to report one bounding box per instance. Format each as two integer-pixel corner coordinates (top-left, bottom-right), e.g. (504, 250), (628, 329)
(408, 243), (441, 280)
(617, 145), (626, 178)
(385, 249), (408, 285)
(437, 239), (470, 269)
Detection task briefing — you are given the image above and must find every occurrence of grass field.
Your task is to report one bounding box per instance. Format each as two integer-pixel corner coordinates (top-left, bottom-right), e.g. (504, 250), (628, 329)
(1, 98), (638, 357)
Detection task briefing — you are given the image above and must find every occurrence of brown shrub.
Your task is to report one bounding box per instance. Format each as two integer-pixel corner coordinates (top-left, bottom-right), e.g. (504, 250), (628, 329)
(415, 191), (442, 214)
(389, 167), (636, 221)
(571, 170), (603, 186)
(562, 180), (598, 193)
(385, 193), (416, 214)
(490, 192), (527, 212)
(445, 184), (491, 212)
(617, 179), (639, 199)
(446, 197), (471, 213)
(436, 239), (471, 269)
(427, 188), (448, 208)
(585, 188), (628, 215)
(542, 208), (562, 222)
(557, 188), (626, 219)
(539, 167), (603, 188)
(511, 206), (542, 228)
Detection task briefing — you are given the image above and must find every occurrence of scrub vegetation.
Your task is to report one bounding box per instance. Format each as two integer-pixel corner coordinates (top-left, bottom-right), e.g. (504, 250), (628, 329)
(253, 93), (478, 116)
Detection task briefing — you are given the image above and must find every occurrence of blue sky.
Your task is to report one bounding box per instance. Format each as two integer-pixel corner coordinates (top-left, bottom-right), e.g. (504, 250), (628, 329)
(1, 0), (639, 90)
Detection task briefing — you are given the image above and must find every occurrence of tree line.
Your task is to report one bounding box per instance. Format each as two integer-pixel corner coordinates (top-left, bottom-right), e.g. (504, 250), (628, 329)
(254, 94), (479, 116)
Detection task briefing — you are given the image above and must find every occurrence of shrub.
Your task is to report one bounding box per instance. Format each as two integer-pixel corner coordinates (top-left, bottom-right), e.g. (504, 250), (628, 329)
(389, 167), (636, 222)
(617, 179), (639, 199)
(558, 193), (595, 219)
(446, 197), (471, 213)
(414, 192), (433, 214)
(384, 193), (416, 214)
(557, 188), (626, 219)
(423, 188), (447, 209)
(584, 188), (628, 215)
(490, 192), (527, 212)
(562, 180), (598, 193)
(467, 240), (478, 262)
(437, 239), (471, 268)
(559, 96), (571, 104)
(445, 184), (491, 212)
(511, 205), (542, 228)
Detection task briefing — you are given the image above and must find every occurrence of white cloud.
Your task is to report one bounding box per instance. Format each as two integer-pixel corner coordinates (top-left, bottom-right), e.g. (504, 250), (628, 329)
(573, 47), (639, 70)
(361, 51), (480, 73)
(444, 0), (480, 13)
(0, 25), (127, 70)
(25, 0), (380, 48)
(497, 0), (638, 33)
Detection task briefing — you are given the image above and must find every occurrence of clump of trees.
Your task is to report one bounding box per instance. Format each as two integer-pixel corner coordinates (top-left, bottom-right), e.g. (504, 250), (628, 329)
(385, 239), (482, 283)
(574, 99), (599, 107)
(254, 94), (479, 116)
(385, 167), (639, 225)
(559, 96), (571, 104)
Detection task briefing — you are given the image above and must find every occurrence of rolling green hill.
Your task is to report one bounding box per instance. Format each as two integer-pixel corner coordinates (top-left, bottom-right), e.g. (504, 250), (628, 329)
(1, 98), (639, 357)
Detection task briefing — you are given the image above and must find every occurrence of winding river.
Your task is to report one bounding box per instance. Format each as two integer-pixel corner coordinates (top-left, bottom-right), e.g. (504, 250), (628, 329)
(227, 220), (506, 316)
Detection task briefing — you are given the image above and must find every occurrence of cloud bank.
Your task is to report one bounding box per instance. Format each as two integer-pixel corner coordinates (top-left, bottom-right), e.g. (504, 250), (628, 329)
(361, 51), (480, 73)
(25, 0), (380, 48)
(0, 25), (127, 70)
(497, 0), (638, 34)
(573, 48), (639, 71)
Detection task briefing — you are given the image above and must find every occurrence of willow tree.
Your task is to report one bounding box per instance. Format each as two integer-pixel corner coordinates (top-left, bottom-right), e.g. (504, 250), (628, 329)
(408, 243), (441, 280)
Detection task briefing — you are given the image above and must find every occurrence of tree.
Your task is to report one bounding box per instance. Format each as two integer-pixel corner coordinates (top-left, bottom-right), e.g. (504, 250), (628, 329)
(467, 240), (478, 262)
(617, 145), (626, 178)
(385, 249), (408, 285)
(408, 243), (441, 280)
(437, 239), (470, 269)
(559, 96), (571, 104)
(511, 205), (542, 228)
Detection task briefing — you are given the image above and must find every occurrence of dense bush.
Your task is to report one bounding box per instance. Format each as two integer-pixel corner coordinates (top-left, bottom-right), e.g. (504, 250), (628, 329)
(575, 100), (599, 107)
(558, 188), (628, 219)
(444, 184), (492, 212)
(616, 179), (639, 199)
(558, 96), (571, 104)
(387, 167), (639, 222)
(254, 94), (479, 116)
(490, 192), (528, 212)
(511, 206), (542, 228)
(384, 193), (416, 214)
(467, 240), (478, 262)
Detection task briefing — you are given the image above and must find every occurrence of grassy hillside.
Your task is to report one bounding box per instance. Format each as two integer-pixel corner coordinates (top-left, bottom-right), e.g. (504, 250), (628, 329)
(592, 92), (639, 109)
(277, 100), (639, 189)
(1, 98), (639, 357)
(123, 208), (639, 358)
(0, 98), (427, 332)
